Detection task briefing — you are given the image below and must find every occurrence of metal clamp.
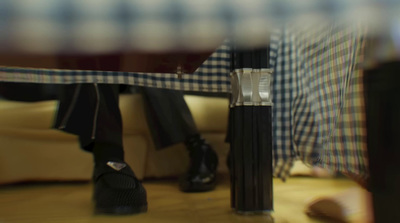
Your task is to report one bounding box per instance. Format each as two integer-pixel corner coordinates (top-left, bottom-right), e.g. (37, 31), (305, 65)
(230, 68), (273, 107)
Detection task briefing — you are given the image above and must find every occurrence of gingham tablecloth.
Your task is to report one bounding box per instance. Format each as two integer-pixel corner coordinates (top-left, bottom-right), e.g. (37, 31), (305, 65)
(0, 22), (370, 181)
(271, 22), (368, 182)
(0, 0), (388, 181)
(0, 43), (232, 93)
(0, 0), (398, 54)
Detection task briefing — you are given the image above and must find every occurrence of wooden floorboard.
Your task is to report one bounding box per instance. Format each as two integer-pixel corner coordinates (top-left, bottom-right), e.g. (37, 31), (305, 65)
(0, 175), (358, 223)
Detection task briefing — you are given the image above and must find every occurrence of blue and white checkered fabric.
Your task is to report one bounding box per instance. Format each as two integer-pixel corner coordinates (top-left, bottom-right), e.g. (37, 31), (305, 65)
(0, 0), (399, 54)
(270, 22), (368, 181)
(0, 43), (231, 93)
(0, 23), (369, 182)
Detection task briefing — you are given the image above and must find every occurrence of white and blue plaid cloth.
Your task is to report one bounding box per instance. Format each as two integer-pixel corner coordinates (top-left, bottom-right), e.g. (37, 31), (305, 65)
(0, 43), (232, 93)
(270, 22), (368, 182)
(0, 23), (369, 182)
(0, 0), (399, 54)
(1, 0), (390, 182)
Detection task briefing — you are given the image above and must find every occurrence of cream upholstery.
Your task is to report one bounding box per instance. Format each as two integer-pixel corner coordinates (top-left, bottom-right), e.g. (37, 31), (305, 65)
(0, 94), (230, 184)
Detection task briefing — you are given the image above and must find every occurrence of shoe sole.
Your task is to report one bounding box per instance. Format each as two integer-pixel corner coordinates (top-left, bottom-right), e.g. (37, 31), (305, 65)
(95, 204), (148, 215)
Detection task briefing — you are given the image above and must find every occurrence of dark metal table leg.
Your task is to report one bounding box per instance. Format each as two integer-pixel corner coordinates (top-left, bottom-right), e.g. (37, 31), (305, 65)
(229, 47), (273, 214)
(364, 61), (400, 223)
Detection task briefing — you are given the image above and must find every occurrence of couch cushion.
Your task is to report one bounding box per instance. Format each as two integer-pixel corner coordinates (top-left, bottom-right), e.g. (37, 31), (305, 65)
(0, 94), (229, 133)
(0, 95), (149, 133)
(185, 95), (229, 132)
(0, 99), (57, 129)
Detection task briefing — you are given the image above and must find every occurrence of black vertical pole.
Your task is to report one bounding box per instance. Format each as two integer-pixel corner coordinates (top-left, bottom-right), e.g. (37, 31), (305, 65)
(364, 61), (400, 223)
(229, 44), (273, 214)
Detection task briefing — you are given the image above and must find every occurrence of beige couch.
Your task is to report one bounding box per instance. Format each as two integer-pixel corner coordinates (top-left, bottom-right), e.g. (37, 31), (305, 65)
(0, 94), (231, 184)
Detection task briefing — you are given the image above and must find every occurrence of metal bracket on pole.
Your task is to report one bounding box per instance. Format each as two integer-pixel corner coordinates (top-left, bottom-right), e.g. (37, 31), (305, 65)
(230, 68), (273, 107)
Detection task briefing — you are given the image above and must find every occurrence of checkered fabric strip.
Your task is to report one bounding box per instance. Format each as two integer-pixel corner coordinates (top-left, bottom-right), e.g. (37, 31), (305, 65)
(271, 22), (368, 181)
(0, 44), (231, 93)
(0, 0), (399, 54)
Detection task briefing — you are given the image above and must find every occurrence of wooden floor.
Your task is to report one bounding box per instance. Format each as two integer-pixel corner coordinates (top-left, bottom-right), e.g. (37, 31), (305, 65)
(0, 175), (359, 223)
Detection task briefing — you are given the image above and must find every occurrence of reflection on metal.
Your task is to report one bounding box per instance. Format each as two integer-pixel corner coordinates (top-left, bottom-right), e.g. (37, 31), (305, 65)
(230, 68), (273, 107)
(107, 161), (127, 171)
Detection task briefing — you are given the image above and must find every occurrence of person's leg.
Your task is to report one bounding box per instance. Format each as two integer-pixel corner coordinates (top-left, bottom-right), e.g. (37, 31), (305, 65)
(55, 83), (124, 155)
(140, 87), (197, 148)
(54, 83), (147, 215)
(140, 87), (218, 192)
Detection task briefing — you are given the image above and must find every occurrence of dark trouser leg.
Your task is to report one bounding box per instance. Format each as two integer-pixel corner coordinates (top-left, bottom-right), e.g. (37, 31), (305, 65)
(364, 61), (400, 222)
(55, 83), (124, 162)
(140, 87), (219, 192)
(140, 87), (198, 149)
(54, 55), (147, 215)
(54, 54), (124, 163)
(54, 54), (123, 154)
(230, 47), (273, 214)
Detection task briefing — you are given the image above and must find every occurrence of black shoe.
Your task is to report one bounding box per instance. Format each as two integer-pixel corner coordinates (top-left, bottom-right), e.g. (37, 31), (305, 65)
(179, 136), (219, 192)
(93, 161), (148, 215)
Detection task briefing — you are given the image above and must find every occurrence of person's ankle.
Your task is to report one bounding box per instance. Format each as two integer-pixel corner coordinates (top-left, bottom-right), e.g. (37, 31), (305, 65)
(93, 142), (124, 165)
(185, 134), (212, 151)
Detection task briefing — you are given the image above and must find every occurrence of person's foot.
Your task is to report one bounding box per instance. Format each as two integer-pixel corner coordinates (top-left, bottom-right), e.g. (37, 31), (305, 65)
(93, 161), (148, 215)
(179, 136), (219, 192)
(305, 187), (373, 222)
